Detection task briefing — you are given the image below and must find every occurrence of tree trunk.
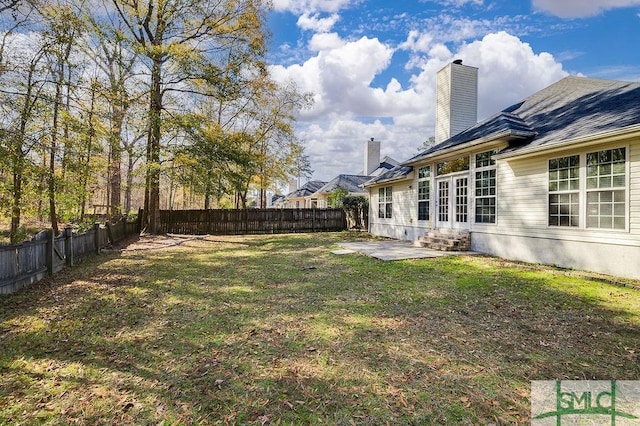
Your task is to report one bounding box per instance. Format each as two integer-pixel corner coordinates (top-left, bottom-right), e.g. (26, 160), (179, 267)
(81, 83), (96, 220)
(125, 150), (134, 215)
(108, 104), (124, 217)
(49, 75), (62, 236)
(10, 168), (23, 244)
(146, 58), (162, 233)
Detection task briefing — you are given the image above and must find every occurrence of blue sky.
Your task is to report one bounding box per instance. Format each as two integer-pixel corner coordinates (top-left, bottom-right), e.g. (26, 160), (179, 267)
(267, 0), (640, 182)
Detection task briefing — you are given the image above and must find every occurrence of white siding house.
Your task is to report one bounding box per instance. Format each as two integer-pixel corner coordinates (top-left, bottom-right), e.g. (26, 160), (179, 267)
(366, 69), (640, 280)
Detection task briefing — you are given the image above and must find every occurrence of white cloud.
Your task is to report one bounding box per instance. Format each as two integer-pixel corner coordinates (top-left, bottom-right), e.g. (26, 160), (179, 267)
(532, 0), (640, 18)
(399, 30), (434, 53)
(272, 0), (359, 14)
(270, 35), (396, 120)
(399, 14), (528, 55)
(308, 32), (345, 51)
(297, 13), (340, 32)
(456, 31), (568, 117)
(270, 31), (569, 181)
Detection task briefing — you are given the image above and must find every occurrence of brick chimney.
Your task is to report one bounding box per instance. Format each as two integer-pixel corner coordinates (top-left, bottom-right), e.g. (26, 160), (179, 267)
(364, 138), (381, 176)
(435, 60), (478, 143)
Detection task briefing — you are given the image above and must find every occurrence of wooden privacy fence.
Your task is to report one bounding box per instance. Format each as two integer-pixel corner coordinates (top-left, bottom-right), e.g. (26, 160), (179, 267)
(153, 208), (347, 235)
(0, 218), (140, 295)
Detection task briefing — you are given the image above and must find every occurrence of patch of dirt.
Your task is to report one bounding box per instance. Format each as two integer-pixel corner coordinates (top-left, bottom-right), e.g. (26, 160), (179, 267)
(105, 234), (210, 252)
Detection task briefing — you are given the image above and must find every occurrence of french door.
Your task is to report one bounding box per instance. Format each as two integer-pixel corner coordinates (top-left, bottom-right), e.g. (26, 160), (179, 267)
(435, 175), (469, 230)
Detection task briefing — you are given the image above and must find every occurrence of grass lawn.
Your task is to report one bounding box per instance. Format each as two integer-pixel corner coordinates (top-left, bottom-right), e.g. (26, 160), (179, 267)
(1, 232), (639, 424)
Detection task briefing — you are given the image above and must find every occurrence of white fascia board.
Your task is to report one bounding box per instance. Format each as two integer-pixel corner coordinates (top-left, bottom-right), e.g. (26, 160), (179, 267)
(494, 125), (640, 161)
(403, 131), (520, 166)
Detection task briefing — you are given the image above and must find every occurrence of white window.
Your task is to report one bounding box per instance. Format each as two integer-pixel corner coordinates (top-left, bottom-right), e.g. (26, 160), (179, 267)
(547, 147), (627, 230)
(378, 187), (392, 219)
(417, 166), (430, 221)
(474, 150), (496, 224)
(586, 148), (626, 229)
(548, 155), (580, 227)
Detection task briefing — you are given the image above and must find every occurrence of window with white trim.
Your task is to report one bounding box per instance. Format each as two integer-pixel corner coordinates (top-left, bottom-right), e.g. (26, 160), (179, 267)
(417, 166), (430, 221)
(378, 186), (392, 219)
(548, 155), (580, 227)
(547, 147), (627, 230)
(586, 148), (626, 229)
(474, 150), (497, 224)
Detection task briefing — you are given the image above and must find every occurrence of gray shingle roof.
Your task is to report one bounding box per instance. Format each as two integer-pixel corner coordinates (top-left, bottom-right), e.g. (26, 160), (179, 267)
(503, 76), (640, 154)
(364, 165), (414, 186)
(406, 76), (640, 163)
(315, 175), (371, 194)
(286, 180), (327, 198)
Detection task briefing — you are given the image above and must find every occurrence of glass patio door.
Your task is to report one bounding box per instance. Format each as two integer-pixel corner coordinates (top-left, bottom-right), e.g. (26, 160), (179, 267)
(436, 175), (469, 230)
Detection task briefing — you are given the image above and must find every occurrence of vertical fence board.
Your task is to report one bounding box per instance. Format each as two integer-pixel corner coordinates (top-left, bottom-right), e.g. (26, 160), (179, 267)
(154, 208), (346, 235)
(0, 218), (139, 295)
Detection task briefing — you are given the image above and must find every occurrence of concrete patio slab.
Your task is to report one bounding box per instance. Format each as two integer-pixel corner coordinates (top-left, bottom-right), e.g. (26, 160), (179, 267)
(335, 240), (474, 261)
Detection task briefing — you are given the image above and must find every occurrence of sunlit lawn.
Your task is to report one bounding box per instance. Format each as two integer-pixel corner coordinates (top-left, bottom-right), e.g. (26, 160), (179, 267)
(1, 232), (639, 424)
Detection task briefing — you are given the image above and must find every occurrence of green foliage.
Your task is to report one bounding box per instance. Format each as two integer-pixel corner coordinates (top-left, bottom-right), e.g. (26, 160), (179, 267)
(0, 0), (309, 228)
(418, 135), (436, 152)
(342, 195), (369, 229)
(174, 114), (255, 206)
(327, 186), (348, 208)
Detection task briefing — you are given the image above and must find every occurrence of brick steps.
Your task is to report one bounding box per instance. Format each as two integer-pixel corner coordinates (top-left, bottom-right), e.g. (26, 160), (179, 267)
(414, 229), (471, 251)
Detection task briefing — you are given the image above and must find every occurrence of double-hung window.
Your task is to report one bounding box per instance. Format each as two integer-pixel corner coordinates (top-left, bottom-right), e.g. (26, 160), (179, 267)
(586, 148), (626, 229)
(548, 155), (580, 227)
(474, 150), (497, 224)
(548, 147), (627, 229)
(378, 187), (392, 219)
(417, 167), (430, 221)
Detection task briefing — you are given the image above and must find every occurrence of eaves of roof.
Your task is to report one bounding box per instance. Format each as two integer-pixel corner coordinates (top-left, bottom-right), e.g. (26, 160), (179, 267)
(362, 166), (414, 188)
(404, 111), (536, 165)
(402, 129), (532, 166)
(494, 123), (640, 160)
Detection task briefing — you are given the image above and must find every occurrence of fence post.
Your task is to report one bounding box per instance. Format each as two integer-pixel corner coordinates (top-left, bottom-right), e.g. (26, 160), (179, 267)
(64, 227), (74, 267)
(94, 223), (101, 254)
(137, 208), (143, 233)
(106, 221), (114, 246)
(46, 229), (55, 276)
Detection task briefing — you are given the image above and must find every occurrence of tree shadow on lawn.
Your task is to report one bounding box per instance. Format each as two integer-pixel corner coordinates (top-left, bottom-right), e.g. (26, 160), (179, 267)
(1, 234), (639, 424)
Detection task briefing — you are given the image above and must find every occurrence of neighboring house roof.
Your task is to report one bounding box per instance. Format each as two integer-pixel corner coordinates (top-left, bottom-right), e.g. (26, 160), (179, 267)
(286, 180), (327, 199)
(405, 76), (640, 164)
(360, 156), (400, 176)
(364, 165), (414, 187)
(315, 174), (371, 195)
(369, 158), (399, 176)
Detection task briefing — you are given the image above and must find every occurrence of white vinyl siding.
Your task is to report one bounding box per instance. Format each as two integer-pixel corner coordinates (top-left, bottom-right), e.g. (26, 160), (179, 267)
(368, 178), (424, 240)
(495, 139), (639, 246)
